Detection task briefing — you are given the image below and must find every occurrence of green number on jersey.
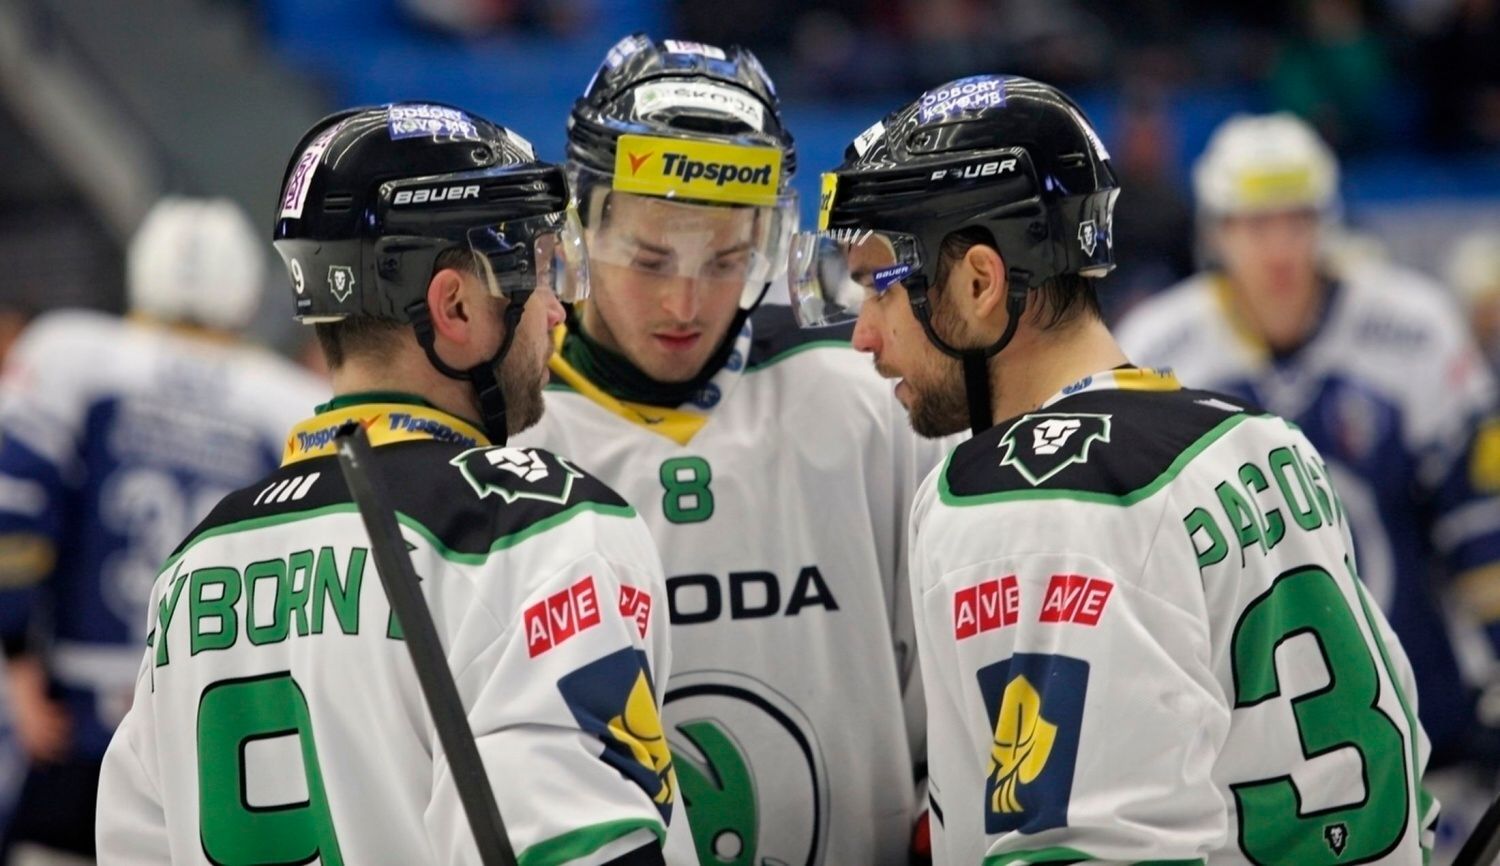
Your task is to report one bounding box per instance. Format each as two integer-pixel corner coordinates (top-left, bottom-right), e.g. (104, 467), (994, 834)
(1230, 565), (1409, 864)
(198, 672), (344, 865)
(661, 457), (714, 524)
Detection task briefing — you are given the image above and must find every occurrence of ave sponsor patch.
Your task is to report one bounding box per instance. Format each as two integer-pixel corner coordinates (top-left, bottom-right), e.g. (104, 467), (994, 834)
(618, 584), (653, 639)
(613, 134), (781, 207)
(558, 648), (675, 820)
(1038, 574), (1113, 626)
(998, 413), (1112, 486)
(452, 446), (582, 505)
(953, 576), (1019, 640)
(524, 575), (602, 657)
(975, 652), (1088, 834)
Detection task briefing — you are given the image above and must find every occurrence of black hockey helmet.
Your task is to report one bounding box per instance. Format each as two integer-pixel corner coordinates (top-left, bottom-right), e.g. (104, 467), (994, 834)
(566, 34), (798, 313)
(788, 75), (1119, 433)
(272, 103), (588, 443)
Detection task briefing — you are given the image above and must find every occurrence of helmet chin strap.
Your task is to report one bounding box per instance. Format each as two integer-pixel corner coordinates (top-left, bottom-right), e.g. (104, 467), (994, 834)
(405, 297), (528, 446)
(906, 269), (1030, 437)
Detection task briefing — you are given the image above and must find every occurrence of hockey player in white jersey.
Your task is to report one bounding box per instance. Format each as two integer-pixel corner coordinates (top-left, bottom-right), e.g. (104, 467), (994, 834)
(793, 75), (1435, 863)
(97, 104), (680, 865)
(0, 197), (326, 859)
(1116, 113), (1500, 851)
(512, 34), (945, 865)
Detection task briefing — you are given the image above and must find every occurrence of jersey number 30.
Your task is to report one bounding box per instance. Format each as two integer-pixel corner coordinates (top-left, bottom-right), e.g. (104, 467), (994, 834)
(198, 672), (345, 865)
(1230, 564), (1416, 864)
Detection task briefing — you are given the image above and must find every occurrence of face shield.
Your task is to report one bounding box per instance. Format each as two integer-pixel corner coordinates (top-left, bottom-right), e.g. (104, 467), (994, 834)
(465, 207), (589, 303)
(573, 133), (798, 308)
(787, 228), (924, 327)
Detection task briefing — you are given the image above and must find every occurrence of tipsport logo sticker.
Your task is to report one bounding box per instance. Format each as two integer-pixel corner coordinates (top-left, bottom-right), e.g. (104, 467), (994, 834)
(613, 134), (781, 207)
(817, 173), (838, 230)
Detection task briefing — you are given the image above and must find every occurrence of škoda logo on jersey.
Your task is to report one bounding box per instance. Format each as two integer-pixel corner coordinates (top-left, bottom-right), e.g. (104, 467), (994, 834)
(613, 134), (781, 207)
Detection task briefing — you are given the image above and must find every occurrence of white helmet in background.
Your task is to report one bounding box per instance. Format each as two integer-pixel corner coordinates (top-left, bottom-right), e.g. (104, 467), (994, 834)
(126, 196), (264, 331)
(1193, 113), (1340, 217)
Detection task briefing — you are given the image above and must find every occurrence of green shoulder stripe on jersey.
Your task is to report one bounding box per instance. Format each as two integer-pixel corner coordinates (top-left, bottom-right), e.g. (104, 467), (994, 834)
(517, 818), (665, 866)
(941, 412), (1252, 507)
(160, 499), (636, 574)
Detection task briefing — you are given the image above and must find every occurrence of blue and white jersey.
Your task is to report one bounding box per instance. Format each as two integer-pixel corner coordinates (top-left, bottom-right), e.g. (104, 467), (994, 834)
(0, 310), (327, 759)
(1118, 262), (1500, 765)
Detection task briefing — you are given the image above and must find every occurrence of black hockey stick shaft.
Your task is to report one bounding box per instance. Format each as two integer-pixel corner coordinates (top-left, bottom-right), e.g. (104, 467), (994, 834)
(1455, 786), (1500, 866)
(334, 423), (517, 866)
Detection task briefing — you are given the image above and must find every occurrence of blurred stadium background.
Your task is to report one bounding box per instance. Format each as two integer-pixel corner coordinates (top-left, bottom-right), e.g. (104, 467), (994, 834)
(1, 0), (1498, 347)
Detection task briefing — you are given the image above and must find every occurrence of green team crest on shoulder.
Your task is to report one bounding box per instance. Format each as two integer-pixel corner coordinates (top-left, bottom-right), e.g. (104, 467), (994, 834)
(452, 446), (583, 505)
(998, 413), (1112, 486)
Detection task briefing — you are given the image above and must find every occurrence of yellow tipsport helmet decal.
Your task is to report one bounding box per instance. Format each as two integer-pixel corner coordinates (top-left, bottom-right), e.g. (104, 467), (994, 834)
(818, 172), (838, 230)
(612, 134), (782, 207)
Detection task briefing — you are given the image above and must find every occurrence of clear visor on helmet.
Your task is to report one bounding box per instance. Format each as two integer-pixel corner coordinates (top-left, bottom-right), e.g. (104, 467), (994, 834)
(573, 161), (798, 308)
(787, 228), (924, 327)
(465, 207), (589, 303)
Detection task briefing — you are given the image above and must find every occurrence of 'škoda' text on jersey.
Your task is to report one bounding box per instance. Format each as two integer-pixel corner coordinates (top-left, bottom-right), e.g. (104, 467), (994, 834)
(1182, 442), (1346, 572)
(149, 545), (386, 669)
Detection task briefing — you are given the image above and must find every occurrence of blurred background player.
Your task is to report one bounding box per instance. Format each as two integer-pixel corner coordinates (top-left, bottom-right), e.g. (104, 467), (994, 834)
(513, 34), (948, 865)
(99, 103), (680, 866)
(1116, 112), (1500, 855)
(1448, 228), (1500, 371)
(0, 197), (328, 863)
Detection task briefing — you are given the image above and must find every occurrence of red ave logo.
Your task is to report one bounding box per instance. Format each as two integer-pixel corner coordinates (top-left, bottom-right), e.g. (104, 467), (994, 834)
(953, 576), (1019, 640)
(525, 576), (602, 657)
(618, 585), (652, 639)
(1039, 574), (1113, 626)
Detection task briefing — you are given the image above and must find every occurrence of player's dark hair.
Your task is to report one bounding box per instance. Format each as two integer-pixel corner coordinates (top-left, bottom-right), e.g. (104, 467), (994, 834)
(932, 226), (1100, 331)
(314, 248), (477, 369)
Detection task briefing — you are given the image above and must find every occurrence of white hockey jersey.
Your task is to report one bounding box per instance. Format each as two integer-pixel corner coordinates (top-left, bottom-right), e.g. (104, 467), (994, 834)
(514, 305), (949, 866)
(1117, 266), (1500, 768)
(97, 396), (680, 865)
(0, 310), (327, 758)
(912, 368), (1434, 864)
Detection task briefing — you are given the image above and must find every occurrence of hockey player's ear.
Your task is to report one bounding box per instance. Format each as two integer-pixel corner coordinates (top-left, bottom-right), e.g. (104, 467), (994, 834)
(426, 267), (474, 345)
(963, 243), (1008, 324)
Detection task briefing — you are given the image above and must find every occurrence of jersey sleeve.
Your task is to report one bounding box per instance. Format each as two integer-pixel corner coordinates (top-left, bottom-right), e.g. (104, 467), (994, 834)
(918, 498), (1230, 862)
(428, 544), (674, 866)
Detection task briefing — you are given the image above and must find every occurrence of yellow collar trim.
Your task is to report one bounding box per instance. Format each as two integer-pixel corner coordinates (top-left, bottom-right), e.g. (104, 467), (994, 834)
(281, 402), (489, 466)
(548, 326), (709, 446)
(1111, 367), (1182, 392)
